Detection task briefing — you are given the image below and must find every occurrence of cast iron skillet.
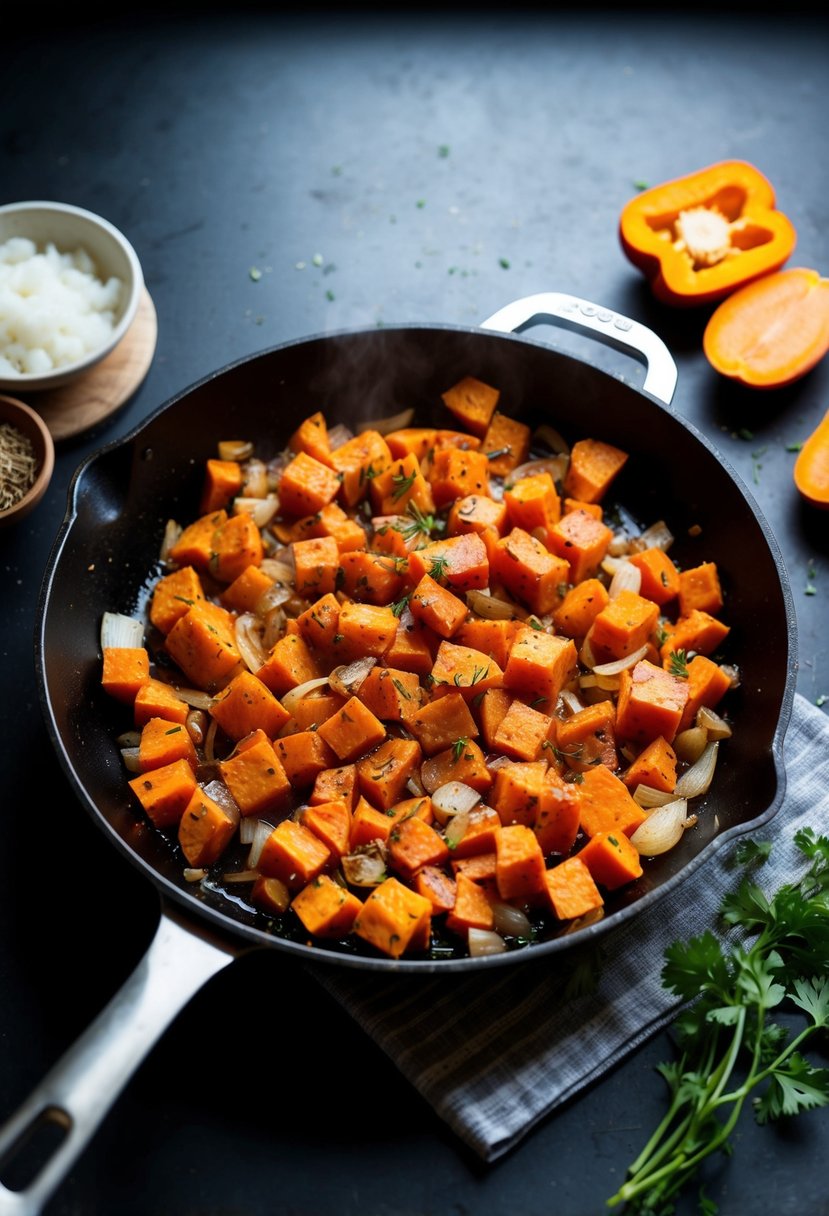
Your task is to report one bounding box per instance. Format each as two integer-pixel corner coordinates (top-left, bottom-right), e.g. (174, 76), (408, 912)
(3, 294), (796, 1214)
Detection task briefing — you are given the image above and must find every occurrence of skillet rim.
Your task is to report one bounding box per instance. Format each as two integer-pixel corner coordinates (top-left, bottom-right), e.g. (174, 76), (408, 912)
(34, 320), (799, 975)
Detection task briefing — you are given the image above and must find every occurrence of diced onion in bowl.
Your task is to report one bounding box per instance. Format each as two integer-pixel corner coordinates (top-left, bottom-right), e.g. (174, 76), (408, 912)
(629, 798), (689, 856)
(559, 688), (585, 716)
(532, 423), (570, 456)
(218, 440), (254, 462)
(674, 741), (719, 799)
(431, 781), (481, 825)
(174, 686), (215, 711)
(100, 611), (144, 650)
(468, 928), (508, 957)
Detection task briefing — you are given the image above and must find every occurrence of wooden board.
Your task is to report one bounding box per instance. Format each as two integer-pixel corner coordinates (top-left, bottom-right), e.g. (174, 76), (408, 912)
(25, 288), (158, 441)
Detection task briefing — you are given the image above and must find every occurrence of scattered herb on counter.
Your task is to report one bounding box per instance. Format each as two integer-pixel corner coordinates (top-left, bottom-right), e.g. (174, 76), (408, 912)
(416, 199), (426, 209)
(312, 253), (323, 267)
(751, 447), (766, 484)
(786, 441), (803, 452)
(249, 266), (262, 281)
(499, 257), (511, 269)
(326, 290), (335, 302)
(607, 829), (829, 1215)
(737, 427), (754, 440)
(817, 695), (827, 708)
(438, 144), (450, 158)
(633, 179), (649, 191)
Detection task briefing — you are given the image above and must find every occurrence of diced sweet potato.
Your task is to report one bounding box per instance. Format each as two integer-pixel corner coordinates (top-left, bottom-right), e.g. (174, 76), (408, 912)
(291, 874), (363, 939)
(445, 872), (495, 935)
(128, 759), (197, 829)
(165, 600), (243, 692)
(210, 670), (291, 741)
(257, 819), (331, 890)
(576, 765), (647, 839)
(615, 659), (690, 746)
(578, 829), (644, 890)
(299, 798), (352, 861)
(563, 438), (628, 504)
(178, 787), (239, 867)
(352, 877), (432, 958)
(441, 375), (500, 437)
(138, 717), (198, 774)
(149, 567), (206, 634)
(495, 823), (547, 901)
(544, 856), (604, 920)
(356, 737), (422, 809)
(406, 690), (479, 755)
(316, 696), (387, 763)
(503, 625), (578, 706)
(622, 735), (678, 793)
(101, 646), (150, 704)
(218, 733), (292, 816)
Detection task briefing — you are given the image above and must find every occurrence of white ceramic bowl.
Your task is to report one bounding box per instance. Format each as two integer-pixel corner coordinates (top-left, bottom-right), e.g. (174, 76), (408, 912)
(0, 200), (143, 393)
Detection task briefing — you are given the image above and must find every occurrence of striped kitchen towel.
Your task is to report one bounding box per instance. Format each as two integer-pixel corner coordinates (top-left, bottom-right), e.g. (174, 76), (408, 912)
(311, 691), (828, 1163)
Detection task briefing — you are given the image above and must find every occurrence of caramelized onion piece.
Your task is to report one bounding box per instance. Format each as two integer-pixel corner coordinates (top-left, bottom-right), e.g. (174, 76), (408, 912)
(329, 656), (376, 699)
(630, 798), (689, 856)
(674, 741), (719, 799)
(468, 928), (508, 957)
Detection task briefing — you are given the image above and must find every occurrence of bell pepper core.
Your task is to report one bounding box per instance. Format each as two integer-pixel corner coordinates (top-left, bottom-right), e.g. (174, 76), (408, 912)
(619, 160), (796, 307)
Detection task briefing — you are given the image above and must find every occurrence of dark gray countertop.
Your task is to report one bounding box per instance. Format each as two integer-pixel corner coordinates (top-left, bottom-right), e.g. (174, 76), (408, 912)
(1, 8), (827, 1214)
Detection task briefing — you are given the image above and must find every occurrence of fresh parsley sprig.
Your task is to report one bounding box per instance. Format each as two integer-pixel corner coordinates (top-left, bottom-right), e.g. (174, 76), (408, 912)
(608, 828), (829, 1214)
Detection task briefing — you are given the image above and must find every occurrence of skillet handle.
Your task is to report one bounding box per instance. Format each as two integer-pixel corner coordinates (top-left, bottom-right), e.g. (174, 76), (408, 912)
(480, 291), (678, 405)
(0, 906), (236, 1216)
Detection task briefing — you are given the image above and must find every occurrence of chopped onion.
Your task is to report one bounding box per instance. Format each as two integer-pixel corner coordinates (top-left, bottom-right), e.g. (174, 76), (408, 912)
(261, 605), (287, 648)
(280, 676), (331, 716)
(116, 729), (141, 748)
(218, 440), (253, 461)
(327, 423), (354, 451)
(259, 557), (295, 583)
(120, 746), (141, 773)
(258, 581), (293, 615)
(202, 779), (241, 822)
(491, 901), (533, 939)
(341, 844), (387, 887)
(444, 809), (471, 850)
(720, 664), (741, 690)
(241, 458), (269, 498)
(329, 656), (376, 698)
(532, 424), (570, 456)
(246, 819), (274, 870)
(235, 613), (270, 672)
(632, 783), (677, 810)
(607, 560), (642, 599)
(204, 717), (219, 763)
(579, 634), (597, 668)
(468, 928), (508, 957)
(357, 407), (414, 436)
(183, 867), (208, 882)
(630, 798), (689, 856)
(591, 644), (649, 677)
(465, 588), (521, 620)
(233, 494), (279, 528)
(673, 726), (709, 765)
(509, 455), (569, 485)
(558, 689), (585, 716)
(406, 773), (426, 797)
(186, 709), (208, 747)
(632, 519), (674, 553)
(100, 611), (144, 650)
(174, 686), (215, 711)
(697, 705), (732, 739)
(159, 518), (182, 563)
(221, 869), (260, 884)
(431, 781), (481, 825)
(607, 533), (632, 558)
(674, 741), (719, 799)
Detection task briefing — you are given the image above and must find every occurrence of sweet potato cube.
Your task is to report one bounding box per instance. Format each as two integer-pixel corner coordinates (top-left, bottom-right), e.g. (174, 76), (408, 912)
(578, 829), (644, 890)
(586, 590), (660, 664)
(415, 865), (457, 913)
(291, 874), (363, 939)
(480, 411), (531, 478)
(101, 646), (150, 704)
(576, 765), (647, 839)
(475, 687), (513, 751)
(429, 641), (504, 701)
(210, 670), (291, 741)
(278, 451), (341, 517)
(495, 823), (547, 901)
(451, 852), (498, 883)
(178, 787), (239, 867)
(295, 592), (342, 656)
(492, 699), (556, 762)
(547, 509), (613, 584)
(349, 795), (398, 848)
(383, 616), (436, 677)
(447, 493), (507, 538)
(369, 453), (435, 517)
(218, 735), (292, 816)
(317, 696), (387, 763)
(139, 717), (198, 774)
(352, 877), (432, 959)
(288, 410), (332, 466)
(337, 601), (399, 658)
(274, 730), (337, 788)
(615, 660), (690, 746)
(449, 805), (502, 859)
(409, 574), (468, 638)
(200, 457), (244, 513)
(659, 610), (731, 663)
(356, 737), (422, 810)
(544, 856), (604, 920)
(338, 550), (405, 607)
(287, 692), (347, 733)
(384, 426), (438, 462)
(491, 760), (546, 827)
(678, 561), (724, 616)
(256, 633), (323, 697)
(552, 578), (609, 639)
(534, 780), (581, 856)
(250, 875), (291, 916)
(169, 509), (227, 570)
(503, 625), (578, 706)
(406, 690), (479, 756)
(220, 563), (275, 614)
(209, 511), (264, 583)
(310, 764), (359, 812)
(128, 759), (197, 829)
(455, 617), (515, 670)
(421, 739), (492, 794)
(554, 700), (618, 773)
(678, 655), (733, 732)
(149, 567), (206, 634)
(563, 438), (628, 504)
(407, 532), (490, 593)
(441, 375), (500, 437)
(622, 735), (678, 793)
(628, 547), (680, 606)
(299, 798), (353, 861)
(358, 666), (422, 724)
(291, 535), (340, 598)
(330, 429), (392, 508)
(134, 677), (190, 727)
(388, 814), (450, 879)
(165, 600), (243, 692)
(428, 447), (491, 507)
(491, 528), (570, 616)
(503, 471), (561, 535)
(445, 872), (495, 935)
(258, 819), (331, 891)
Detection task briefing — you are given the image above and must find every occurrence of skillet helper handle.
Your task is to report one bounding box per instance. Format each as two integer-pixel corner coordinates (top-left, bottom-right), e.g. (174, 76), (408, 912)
(0, 909), (235, 1216)
(481, 291), (678, 405)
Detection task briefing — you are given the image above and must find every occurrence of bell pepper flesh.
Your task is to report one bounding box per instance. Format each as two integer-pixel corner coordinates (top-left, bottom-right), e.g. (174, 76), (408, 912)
(619, 160), (796, 307)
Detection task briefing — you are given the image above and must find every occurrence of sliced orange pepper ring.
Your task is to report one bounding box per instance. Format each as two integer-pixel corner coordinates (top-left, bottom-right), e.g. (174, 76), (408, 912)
(619, 160), (796, 307)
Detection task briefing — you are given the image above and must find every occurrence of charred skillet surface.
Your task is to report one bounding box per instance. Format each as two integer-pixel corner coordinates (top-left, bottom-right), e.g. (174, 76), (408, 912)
(36, 324), (797, 971)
